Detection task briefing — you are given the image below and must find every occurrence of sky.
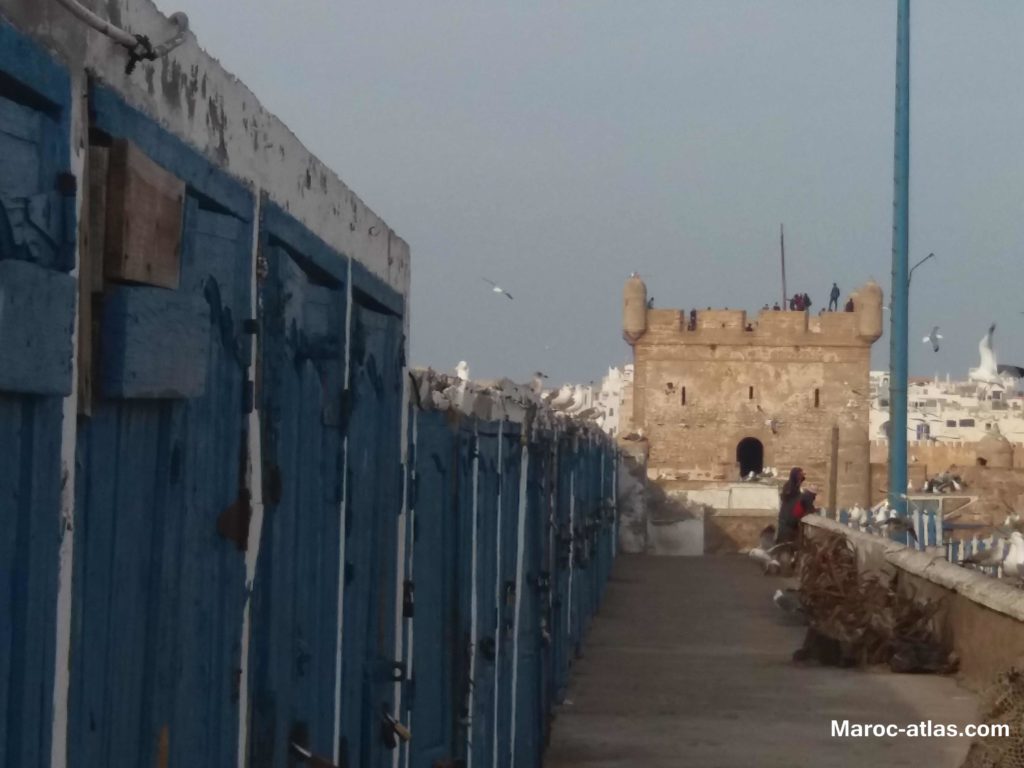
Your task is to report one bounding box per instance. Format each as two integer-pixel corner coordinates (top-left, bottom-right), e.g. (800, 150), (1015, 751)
(167, 0), (1024, 386)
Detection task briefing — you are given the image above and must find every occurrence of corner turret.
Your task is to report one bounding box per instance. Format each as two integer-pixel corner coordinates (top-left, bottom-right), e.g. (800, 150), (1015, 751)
(854, 280), (883, 342)
(623, 274), (648, 344)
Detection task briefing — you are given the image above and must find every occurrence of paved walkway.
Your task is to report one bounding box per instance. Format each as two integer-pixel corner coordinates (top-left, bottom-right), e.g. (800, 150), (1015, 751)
(546, 555), (977, 768)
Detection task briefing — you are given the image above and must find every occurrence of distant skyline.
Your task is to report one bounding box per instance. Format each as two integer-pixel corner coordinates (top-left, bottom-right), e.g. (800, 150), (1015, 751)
(168, 0), (1024, 385)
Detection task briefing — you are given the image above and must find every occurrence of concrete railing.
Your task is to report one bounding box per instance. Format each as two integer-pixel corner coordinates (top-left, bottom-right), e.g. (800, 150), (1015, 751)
(803, 516), (1024, 689)
(822, 504), (998, 568)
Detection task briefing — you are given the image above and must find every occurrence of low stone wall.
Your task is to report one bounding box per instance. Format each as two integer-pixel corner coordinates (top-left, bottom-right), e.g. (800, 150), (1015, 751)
(617, 441), (650, 554)
(803, 516), (1024, 691)
(704, 509), (777, 553)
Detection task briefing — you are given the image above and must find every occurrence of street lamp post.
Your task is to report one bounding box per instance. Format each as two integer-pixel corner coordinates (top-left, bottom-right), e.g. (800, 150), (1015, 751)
(908, 252), (934, 288)
(888, 0), (911, 517)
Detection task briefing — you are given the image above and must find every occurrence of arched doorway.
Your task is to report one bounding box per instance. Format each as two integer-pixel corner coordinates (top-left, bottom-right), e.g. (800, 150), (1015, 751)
(736, 437), (764, 477)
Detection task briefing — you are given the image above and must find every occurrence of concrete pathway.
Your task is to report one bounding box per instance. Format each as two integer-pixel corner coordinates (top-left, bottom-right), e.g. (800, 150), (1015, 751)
(545, 555), (978, 768)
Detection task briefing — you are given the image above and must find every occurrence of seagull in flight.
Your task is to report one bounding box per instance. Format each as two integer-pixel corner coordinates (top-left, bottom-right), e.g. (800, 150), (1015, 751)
(922, 326), (943, 353)
(481, 278), (513, 300)
(969, 323), (1024, 384)
(969, 324), (1001, 385)
(756, 405), (782, 434)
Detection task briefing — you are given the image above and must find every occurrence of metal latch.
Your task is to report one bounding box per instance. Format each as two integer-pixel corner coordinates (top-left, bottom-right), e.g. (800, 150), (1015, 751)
(380, 707), (412, 749)
(403, 579), (415, 618)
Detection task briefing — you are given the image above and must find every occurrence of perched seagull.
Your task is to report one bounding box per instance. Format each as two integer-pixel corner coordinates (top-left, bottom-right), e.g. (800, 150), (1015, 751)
(848, 504), (868, 526)
(1003, 532), (1024, 583)
(481, 278), (513, 301)
(549, 384), (575, 410)
(455, 361), (470, 382)
(531, 371), (548, 395)
(963, 541), (1005, 569)
(922, 326), (943, 353)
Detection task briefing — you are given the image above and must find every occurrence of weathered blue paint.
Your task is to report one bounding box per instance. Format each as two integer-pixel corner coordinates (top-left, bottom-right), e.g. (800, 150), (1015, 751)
(249, 219), (346, 766)
(452, 420), (477, 765)
(89, 83), (251, 222)
(69, 185), (253, 767)
(338, 300), (404, 768)
(100, 285), (211, 398)
(408, 409), (458, 768)
(551, 434), (574, 702)
(350, 258), (403, 319)
(0, 19), (74, 274)
(0, 19), (70, 109)
(0, 391), (63, 768)
(494, 424), (521, 768)
(397, 405), (417, 768)
(0, 19), (73, 768)
(260, 202), (346, 284)
(399, 412), (615, 768)
(470, 424), (500, 768)
(534, 427), (556, 742)
(512, 434), (548, 768)
(0, 259), (75, 394)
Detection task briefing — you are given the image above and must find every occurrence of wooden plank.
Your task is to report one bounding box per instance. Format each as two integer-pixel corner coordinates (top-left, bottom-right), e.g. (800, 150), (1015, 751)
(87, 146), (108, 290)
(78, 145), (109, 415)
(104, 139), (184, 289)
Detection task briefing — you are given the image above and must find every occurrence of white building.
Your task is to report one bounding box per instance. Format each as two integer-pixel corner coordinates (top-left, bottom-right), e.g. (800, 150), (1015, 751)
(545, 364), (633, 437)
(869, 370), (1024, 443)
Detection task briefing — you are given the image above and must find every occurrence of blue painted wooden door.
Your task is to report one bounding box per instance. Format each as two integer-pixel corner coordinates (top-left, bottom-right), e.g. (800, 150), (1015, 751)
(513, 437), (547, 768)
(453, 420), (477, 764)
(469, 425), (500, 767)
(70, 197), (252, 768)
(495, 425), (521, 768)
(0, 42), (73, 768)
(408, 409), (457, 768)
(250, 240), (345, 766)
(573, 440), (593, 650)
(551, 435), (574, 702)
(534, 431), (556, 743)
(338, 301), (404, 768)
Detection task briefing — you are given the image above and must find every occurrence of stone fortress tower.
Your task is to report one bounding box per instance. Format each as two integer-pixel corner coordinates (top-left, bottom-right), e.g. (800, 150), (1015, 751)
(623, 275), (883, 510)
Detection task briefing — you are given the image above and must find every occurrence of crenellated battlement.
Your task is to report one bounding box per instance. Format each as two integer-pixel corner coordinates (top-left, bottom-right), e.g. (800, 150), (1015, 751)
(638, 306), (873, 347)
(624, 277), (883, 348)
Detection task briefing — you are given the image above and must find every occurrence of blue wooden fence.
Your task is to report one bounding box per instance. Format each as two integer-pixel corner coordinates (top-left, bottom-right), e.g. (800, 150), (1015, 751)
(406, 410), (617, 768)
(0, 18), (617, 768)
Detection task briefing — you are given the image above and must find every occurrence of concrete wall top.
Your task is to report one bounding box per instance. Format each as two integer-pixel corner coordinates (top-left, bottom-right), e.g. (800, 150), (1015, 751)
(672, 483), (779, 512)
(804, 515), (1024, 624)
(0, 0), (409, 298)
